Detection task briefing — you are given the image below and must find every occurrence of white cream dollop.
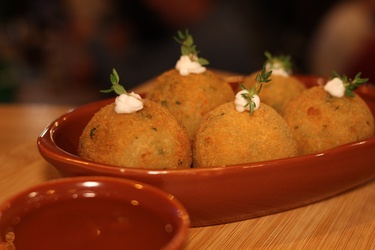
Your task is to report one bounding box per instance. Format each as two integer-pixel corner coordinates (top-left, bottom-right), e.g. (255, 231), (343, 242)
(324, 77), (345, 97)
(175, 55), (206, 76)
(114, 92), (143, 114)
(266, 62), (289, 77)
(234, 89), (260, 112)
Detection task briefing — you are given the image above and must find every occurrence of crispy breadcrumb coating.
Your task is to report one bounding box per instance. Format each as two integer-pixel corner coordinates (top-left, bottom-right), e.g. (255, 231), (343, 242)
(79, 100), (192, 169)
(283, 86), (374, 155)
(193, 102), (298, 168)
(147, 69), (235, 140)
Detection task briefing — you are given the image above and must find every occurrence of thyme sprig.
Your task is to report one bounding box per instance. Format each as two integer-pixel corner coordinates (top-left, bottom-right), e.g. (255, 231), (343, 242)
(264, 51), (292, 74)
(332, 71), (368, 97)
(240, 66), (272, 115)
(100, 68), (127, 95)
(174, 29), (209, 66)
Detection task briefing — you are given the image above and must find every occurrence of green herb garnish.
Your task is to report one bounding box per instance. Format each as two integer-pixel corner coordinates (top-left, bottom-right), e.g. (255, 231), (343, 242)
(240, 65), (272, 115)
(264, 51), (292, 74)
(100, 68), (127, 95)
(332, 71), (368, 97)
(174, 29), (209, 66)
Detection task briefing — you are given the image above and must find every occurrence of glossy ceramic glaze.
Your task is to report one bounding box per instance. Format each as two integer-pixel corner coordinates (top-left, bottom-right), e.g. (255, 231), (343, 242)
(37, 76), (375, 227)
(0, 176), (190, 250)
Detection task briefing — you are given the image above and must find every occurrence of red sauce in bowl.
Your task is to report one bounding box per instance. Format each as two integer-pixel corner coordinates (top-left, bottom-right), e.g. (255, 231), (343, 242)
(0, 177), (189, 250)
(11, 198), (173, 250)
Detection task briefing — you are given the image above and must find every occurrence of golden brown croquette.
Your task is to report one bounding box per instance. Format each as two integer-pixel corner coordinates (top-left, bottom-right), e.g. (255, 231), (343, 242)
(147, 69), (235, 140)
(78, 99), (192, 169)
(239, 71), (306, 115)
(283, 85), (374, 155)
(193, 102), (298, 168)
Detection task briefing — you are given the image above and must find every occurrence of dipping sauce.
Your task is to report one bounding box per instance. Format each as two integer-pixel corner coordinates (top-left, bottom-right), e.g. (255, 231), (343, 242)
(1, 177), (189, 250)
(3, 197), (176, 250)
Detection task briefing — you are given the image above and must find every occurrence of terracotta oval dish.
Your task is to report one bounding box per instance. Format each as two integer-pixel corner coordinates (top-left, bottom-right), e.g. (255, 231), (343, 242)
(0, 176), (190, 250)
(37, 76), (375, 227)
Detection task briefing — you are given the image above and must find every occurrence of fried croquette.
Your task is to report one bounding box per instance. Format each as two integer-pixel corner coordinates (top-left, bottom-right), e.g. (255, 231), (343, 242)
(193, 102), (298, 168)
(147, 69), (235, 140)
(239, 71), (306, 115)
(283, 85), (375, 155)
(78, 99), (192, 169)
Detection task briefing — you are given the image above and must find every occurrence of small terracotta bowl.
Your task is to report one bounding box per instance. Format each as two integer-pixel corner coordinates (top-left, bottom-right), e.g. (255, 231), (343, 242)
(0, 176), (190, 250)
(37, 76), (375, 227)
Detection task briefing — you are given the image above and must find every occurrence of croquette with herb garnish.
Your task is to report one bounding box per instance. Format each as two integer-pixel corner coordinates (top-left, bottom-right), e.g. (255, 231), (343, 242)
(147, 30), (234, 140)
(147, 68), (234, 139)
(283, 72), (374, 155)
(238, 52), (306, 115)
(193, 67), (298, 167)
(78, 69), (192, 169)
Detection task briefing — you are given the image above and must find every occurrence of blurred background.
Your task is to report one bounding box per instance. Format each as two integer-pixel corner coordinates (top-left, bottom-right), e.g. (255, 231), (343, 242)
(0, 0), (374, 104)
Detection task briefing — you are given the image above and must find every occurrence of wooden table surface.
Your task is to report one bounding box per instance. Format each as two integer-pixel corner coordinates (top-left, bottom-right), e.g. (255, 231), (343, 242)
(1, 103), (375, 250)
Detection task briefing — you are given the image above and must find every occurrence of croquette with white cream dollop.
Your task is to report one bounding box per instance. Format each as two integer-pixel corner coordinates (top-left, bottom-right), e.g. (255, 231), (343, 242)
(193, 67), (298, 167)
(283, 72), (374, 155)
(238, 52), (306, 115)
(78, 69), (192, 169)
(147, 30), (234, 140)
